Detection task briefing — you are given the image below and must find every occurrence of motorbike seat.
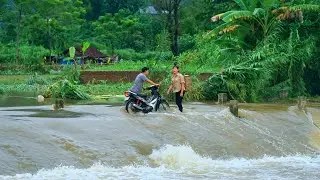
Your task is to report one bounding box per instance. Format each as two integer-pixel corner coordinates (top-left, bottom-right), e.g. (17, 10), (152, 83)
(129, 91), (148, 99)
(137, 94), (148, 99)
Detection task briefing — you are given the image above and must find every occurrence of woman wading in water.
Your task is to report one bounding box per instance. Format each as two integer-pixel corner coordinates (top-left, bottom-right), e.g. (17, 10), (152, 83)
(167, 64), (185, 112)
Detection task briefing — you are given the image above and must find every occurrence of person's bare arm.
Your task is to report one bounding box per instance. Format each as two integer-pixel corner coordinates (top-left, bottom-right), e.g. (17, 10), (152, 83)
(180, 83), (185, 96)
(167, 84), (173, 94)
(146, 79), (158, 86)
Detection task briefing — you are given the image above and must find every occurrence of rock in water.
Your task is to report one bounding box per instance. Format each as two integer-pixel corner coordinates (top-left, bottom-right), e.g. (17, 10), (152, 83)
(37, 95), (45, 103)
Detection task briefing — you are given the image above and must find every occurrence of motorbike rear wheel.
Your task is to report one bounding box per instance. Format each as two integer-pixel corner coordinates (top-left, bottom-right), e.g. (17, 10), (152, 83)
(125, 101), (137, 114)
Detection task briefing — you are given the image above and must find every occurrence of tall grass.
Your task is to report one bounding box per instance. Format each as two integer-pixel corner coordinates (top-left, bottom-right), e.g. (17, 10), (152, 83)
(0, 74), (58, 95)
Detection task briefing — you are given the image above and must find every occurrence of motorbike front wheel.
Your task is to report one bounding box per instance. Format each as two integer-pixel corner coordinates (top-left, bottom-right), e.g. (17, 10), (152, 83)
(156, 99), (170, 112)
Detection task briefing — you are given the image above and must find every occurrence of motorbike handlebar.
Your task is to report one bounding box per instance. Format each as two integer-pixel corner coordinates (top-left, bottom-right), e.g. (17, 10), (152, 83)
(143, 85), (159, 90)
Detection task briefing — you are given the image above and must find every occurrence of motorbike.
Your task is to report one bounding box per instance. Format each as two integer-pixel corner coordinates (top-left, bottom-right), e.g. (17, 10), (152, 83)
(124, 85), (170, 114)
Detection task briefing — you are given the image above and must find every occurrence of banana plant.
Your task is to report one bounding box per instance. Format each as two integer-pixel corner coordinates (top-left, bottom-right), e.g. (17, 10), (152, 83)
(81, 41), (90, 67)
(69, 46), (77, 70)
(208, 0), (320, 44)
(82, 41), (90, 56)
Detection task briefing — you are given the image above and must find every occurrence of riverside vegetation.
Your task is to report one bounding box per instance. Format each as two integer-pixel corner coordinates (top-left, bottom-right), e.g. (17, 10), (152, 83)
(0, 0), (320, 102)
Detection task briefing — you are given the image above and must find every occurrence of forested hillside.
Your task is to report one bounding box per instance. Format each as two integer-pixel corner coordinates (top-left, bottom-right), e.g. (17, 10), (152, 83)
(0, 0), (320, 101)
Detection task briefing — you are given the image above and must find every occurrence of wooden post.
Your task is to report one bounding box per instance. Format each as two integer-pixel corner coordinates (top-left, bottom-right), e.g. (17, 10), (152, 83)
(218, 93), (228, 104)
(229, 100), (239, 117)
(297, 96), (307, 111)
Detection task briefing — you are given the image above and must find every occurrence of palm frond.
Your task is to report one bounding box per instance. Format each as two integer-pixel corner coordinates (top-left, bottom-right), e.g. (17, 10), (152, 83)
(274, 4), (320, 21)
(205, 22), (239, 39)
(211, 13), (224, 22)
(272, 6), (289, 15)
(211, 11), (236, 22)
(253, 8), (266, 18)
(290, 4), (320, 12)
(222, 11), (254, 22)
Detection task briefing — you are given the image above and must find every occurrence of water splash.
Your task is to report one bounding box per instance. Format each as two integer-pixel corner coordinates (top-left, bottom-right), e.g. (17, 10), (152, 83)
(2, 145), (320, 180)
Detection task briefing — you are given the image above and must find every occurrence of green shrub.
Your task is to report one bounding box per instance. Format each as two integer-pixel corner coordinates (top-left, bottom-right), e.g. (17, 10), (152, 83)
(0, 43), (15, 63)
(179, 34), (196, 53)
(0, 44), (49, 66)
(20, 45), (49, 66)
(60, 66), (81, 83)
(0, 87), (4, 95)
(115, 49), (136, 61)
(44, 79), (90, 100)
(203, 74), (227, 100)
(153, 51), (173, 61)
(25, 73), (49, 85)
(184, 77), (205, 101)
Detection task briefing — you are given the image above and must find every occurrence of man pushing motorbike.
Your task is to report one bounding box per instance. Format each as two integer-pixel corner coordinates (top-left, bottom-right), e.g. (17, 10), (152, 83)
(130, 67), (159, 94)
(124, 67), (169, 114)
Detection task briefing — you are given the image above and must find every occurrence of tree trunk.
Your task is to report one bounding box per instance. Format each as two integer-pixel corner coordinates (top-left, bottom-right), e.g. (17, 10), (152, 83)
(172, 0), (180, 56)
(165, 1), (174, 56)
(167, 10), (173, 52)
(47, 19), (52, 63)
(111, 42), (115, 55)
(15, 9), (22, 64)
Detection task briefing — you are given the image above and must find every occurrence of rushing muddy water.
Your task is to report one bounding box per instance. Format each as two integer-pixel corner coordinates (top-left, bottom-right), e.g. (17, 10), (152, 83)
(0, 96), (320, 179)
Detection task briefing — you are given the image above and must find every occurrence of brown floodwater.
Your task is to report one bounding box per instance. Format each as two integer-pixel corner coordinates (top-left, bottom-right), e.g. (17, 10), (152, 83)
(0, 96), (320, 179)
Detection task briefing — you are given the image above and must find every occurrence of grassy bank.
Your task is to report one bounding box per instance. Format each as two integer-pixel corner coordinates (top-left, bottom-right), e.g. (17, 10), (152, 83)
(1, 73), (320, 104)
(0, 75), (57, 95)
(0, 74), (133, 97)
(0, 72), (203, 102)
(85, 60), (220, 74)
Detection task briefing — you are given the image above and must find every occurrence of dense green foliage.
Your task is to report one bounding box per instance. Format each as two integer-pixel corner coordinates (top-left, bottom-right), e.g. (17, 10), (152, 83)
(0, 44), (48, 65)
(44, 79), (91, 100)
(0, 0), (320, 101)
(200, 0), (320, 101)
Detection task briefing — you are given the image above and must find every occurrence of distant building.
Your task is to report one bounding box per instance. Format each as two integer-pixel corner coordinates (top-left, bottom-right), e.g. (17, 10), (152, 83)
(63, 46), (106, 59)
(139, 5), (158, 15)
(61, 46), (120, 65)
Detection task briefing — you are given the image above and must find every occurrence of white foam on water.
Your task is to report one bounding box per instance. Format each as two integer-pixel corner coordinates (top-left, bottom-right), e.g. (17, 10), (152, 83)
(1, 145), (320, 180)
(0, 164), (183, 180)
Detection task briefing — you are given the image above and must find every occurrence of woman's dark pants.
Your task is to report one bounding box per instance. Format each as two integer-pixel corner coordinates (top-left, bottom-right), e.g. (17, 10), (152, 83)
(175, 91), (184, 112)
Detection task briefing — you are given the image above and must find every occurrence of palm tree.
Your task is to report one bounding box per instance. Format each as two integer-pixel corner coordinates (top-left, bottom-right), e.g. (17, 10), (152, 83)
(203, 0), (320, 101)
(208, 0), (320, 48)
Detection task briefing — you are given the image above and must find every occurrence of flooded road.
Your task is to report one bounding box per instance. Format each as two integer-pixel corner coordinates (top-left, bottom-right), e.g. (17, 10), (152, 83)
(0, 96), (320, 179)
